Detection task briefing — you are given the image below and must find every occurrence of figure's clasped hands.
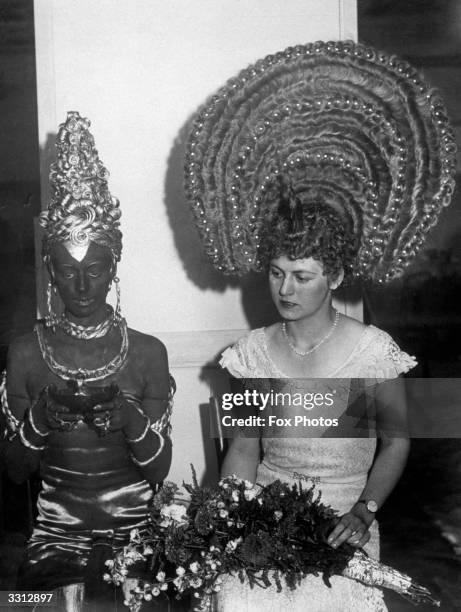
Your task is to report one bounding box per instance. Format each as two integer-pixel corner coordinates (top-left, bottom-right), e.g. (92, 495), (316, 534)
(30, 385), (141, 437)
(90, 391), (151, 441)
(327, 504), (373, 550)
(29, 385), (80, 434)
(89, 391), (134, 437)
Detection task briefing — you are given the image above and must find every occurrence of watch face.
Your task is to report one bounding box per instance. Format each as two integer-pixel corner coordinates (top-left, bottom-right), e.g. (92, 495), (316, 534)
(367, 500), (378, 513)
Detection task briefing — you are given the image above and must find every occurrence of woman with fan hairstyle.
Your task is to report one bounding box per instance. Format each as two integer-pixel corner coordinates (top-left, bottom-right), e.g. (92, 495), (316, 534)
(184, 41), (456, 611)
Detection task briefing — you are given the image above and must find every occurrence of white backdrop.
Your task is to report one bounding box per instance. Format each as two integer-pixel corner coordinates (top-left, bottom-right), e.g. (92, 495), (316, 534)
(34, 0), (357, 483)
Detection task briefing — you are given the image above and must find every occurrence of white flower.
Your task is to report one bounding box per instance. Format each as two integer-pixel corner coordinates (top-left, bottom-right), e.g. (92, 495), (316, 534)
(130, 528), (141, 542)
(176, 566), (186, 576)
(104, 559), (114, 568)
(219, 509), (229, 518)
(143, 545), (153, 555)
(257, 498), (263, 506)
(244, 480), (254, 489)
(156, 571), (166, 582)
(173, 577), (184, 590)
(213, 585), (221, 592)
(125, 550), (140, 561)
(225, 537), (242, 553)
(227, 519), (235, 527)
(217, 501), (225, 509)
(274, 510), (283, 521)
(160, 503), (188, 526)
(244, 488), (257, 501)
(102, 573), (111, 582)
(151, 587), (160, 596)
(190, 577), (203, 588)
(144, 594), (152, 601)
(232, 490), (240, 502)
(160, 583), (168, 591)
(189, 562), (200, 573)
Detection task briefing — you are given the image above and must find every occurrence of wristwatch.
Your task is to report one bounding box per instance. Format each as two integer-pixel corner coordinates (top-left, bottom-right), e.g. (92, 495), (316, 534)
(357, 499), (378, 513)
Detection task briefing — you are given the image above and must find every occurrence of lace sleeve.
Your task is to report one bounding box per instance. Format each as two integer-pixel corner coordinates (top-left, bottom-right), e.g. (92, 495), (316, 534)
(373, 330), (417, 378)
(219, 336), (252, 378)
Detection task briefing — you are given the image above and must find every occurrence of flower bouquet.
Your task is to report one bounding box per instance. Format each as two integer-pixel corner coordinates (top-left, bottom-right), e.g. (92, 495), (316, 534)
(106, 468), (439, 611)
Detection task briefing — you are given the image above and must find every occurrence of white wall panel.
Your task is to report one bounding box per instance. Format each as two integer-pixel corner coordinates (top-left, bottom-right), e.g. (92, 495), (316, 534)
(34, 0), (357, 483)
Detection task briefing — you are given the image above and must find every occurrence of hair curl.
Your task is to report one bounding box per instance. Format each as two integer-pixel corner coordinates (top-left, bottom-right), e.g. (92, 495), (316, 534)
(259, 201), (358, 281)
(41, 200), (122, 263)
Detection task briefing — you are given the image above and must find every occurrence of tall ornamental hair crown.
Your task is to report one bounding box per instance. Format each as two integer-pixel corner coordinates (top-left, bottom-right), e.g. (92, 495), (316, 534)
(184, 41), (457, 283)
(40, 111), (122, 262)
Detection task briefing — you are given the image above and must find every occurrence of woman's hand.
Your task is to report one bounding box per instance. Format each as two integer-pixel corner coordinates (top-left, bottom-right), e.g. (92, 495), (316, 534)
(327, 504), (373, 549)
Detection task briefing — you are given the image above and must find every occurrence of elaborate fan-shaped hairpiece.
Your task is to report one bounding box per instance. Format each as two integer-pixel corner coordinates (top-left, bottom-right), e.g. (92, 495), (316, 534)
(40, 111), (122, 262)
(184, 41), (456, 282)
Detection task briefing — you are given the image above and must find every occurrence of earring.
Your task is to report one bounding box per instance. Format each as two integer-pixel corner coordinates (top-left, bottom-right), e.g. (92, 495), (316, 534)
(45, 281), (59, 331)
(114, 277), (122, 323)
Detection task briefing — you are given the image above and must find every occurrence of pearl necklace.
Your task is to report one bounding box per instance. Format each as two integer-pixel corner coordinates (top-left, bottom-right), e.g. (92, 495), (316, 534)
(281, 310), (340, 357)
(58, 307), (116, 340)
(36, 318), (129, 382)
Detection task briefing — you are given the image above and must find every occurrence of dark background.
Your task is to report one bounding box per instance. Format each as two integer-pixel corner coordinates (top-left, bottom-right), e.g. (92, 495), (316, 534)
(0, 0), (40, 592)
(359, 1), (461, 611)
(0, 1), (460, 609)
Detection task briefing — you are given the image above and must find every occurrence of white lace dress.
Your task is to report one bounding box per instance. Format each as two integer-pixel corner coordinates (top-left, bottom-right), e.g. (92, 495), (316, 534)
(216, 325), (416, 612)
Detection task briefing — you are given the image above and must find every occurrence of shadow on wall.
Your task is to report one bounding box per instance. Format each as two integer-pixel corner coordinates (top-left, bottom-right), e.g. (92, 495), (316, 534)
(34, 132), (57, 319)
(164, 113), (279, 330)
(164, 116), (232, 293)
(40, 132), (57, 203)
(164, 107), (366, 331)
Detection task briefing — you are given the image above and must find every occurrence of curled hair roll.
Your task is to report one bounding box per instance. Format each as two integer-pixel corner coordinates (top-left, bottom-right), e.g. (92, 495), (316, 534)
(40, 112), (123, 262)
(259, 187), (358, 282)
